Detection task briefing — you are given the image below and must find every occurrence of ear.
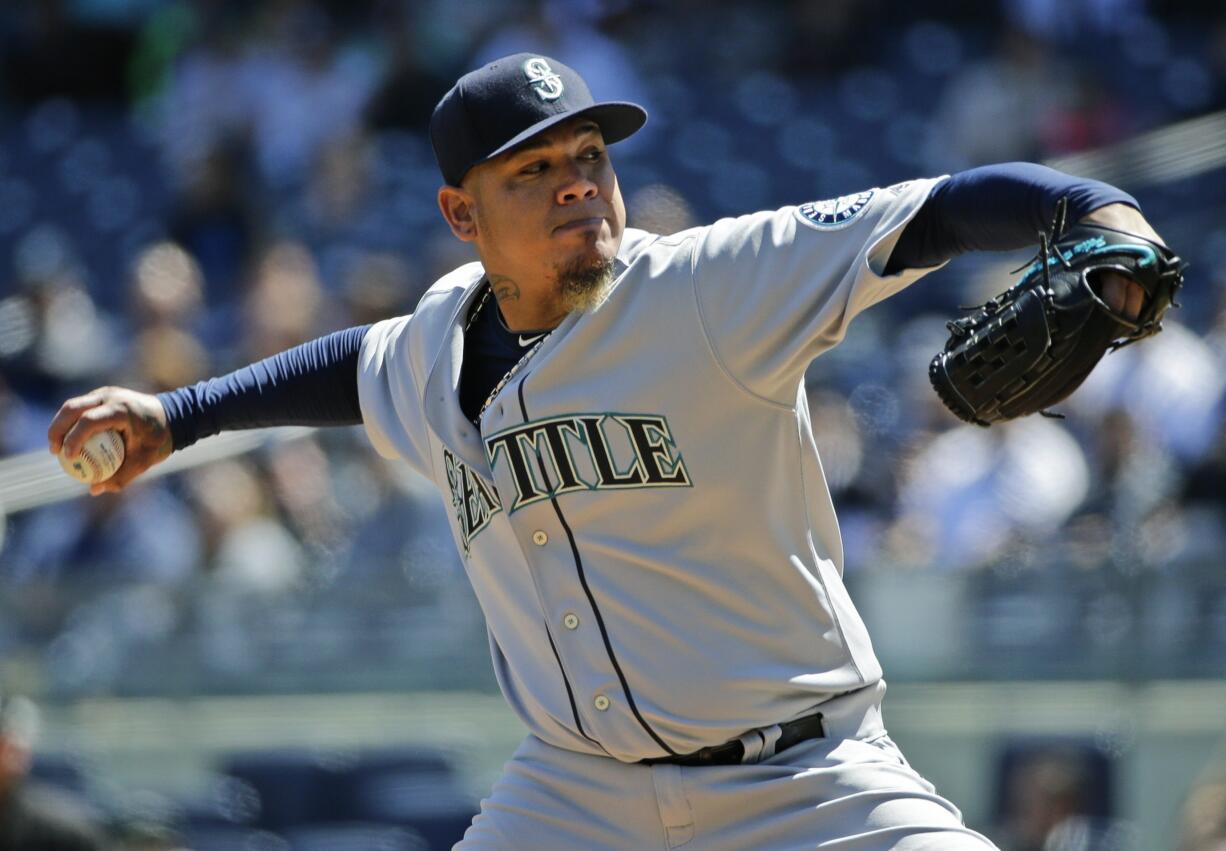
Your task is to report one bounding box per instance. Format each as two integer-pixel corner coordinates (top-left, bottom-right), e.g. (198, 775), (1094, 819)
(438, 185), (479, 242)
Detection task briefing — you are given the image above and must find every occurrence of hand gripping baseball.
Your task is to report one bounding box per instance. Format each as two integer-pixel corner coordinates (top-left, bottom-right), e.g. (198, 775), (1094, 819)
(47, 387), (174, 496)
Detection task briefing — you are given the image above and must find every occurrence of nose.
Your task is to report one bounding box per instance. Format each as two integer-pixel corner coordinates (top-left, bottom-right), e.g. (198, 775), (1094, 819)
(555, 159), (599, 205)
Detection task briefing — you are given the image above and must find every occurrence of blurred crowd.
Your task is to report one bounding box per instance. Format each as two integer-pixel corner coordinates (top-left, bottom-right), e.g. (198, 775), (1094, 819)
(1, 689), (478, 849)
(0, 2), (1224, 849)
(0, 0), (1224, 674)
(6, 691), (1226, 850)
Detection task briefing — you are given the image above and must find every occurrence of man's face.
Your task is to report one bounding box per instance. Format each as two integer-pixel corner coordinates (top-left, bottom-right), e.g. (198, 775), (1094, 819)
(456, 118), (625, 301)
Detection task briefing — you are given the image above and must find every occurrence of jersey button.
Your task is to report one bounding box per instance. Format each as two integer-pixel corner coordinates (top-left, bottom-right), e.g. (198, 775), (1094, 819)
(562, 613), (579, 630)
(532, 530), (549, 546)
(593, 694), (610, 711)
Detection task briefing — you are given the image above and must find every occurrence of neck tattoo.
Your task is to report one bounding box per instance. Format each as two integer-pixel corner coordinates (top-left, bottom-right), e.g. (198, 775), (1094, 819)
(466, 281), (555, 425)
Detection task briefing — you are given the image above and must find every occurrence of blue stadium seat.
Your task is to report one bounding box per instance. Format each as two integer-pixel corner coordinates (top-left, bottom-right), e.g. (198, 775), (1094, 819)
(322, 747), (476, 850)
(220, 750), (350, 830)
(57, 136), (112, 195)
(29, 753), (89, 795)
(0, 176), (37, 240)
(219, 745), (475, 846)
(901, 21), (966, 78)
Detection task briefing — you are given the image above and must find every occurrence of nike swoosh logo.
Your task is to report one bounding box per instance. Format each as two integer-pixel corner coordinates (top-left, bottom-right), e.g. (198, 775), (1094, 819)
(518, 334), (546, 347)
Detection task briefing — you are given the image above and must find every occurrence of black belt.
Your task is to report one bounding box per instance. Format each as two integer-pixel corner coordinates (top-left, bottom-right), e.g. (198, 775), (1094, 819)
(640, 712), (825, 767)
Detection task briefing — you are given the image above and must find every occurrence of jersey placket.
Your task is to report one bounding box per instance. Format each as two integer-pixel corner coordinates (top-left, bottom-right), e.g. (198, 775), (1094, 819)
(478, 371), (678, 761)
(477, 382), (628, 753)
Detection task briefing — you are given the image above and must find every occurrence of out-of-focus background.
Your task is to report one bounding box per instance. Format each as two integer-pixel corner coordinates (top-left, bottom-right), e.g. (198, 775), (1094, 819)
(0, 0), (1224, 849)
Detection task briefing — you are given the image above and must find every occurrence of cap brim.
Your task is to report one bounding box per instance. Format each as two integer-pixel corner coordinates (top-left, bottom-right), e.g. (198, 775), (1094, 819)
(471, 101), (647, 177)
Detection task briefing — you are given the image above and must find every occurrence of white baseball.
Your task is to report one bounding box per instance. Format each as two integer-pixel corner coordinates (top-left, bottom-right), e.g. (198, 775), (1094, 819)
(59, 430), (125, 484)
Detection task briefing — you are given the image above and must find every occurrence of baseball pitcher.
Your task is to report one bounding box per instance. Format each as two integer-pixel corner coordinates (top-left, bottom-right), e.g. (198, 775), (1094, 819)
(48, 54), (1181, 849)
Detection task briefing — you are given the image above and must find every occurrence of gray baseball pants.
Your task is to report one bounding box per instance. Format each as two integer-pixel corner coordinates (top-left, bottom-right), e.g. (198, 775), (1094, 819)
(457, 682), (998, 850)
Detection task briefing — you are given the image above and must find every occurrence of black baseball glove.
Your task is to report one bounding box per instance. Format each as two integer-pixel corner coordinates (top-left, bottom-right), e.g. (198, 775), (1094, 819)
(929, 200), (1186, 427)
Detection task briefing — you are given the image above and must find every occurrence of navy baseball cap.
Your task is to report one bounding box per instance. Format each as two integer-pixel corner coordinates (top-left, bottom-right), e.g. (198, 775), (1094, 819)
(430, 53), (647, 186)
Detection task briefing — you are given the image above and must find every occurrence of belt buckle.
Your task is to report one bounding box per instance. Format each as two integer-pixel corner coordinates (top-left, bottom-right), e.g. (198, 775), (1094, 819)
(642, 711), (824, 767)
(736, 723), (784, 764)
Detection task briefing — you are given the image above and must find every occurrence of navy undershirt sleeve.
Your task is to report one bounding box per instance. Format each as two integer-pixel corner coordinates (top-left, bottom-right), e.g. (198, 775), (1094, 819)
(157, 324), (371, 451)
(885, 162), (1138, 274)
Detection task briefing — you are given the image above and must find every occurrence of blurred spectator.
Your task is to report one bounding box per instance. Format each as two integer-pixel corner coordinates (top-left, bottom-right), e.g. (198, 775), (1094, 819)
(0, 228), (122, 408)
(1181, 420), (1226, 518)
(992, 740), (1118, 851)
(892, 418), (1090, 571)
(362, 2), (458, 133)
(339, 251), (418, 326)
(265, 437), (347, 561)
(128, 241), (205, 330)
(1004, 0), (1146, 42)
(156, 8), (253, 182)
(1074, 409), (1151, 524)
(330, 449), (456, 583)
(242, 241), (327, 359)
(189, 460), (305, 593)
(0, 693), (107, 850)
(926, 28), (1075, 172)
(153, 3), (378, 187)
(242, 3), (379, 187)
(626, 183), (697, 236)
(166, 145), (261, 332)
(126, 325), (210, 393)
(1039, 73), (1130, 155)
(1178, 755), (1226, 851)
(122, 240), (212, 390)
(2, 485), (201, 586)
(301, 134), (373, 233)
(1069, 322), (1226, 464)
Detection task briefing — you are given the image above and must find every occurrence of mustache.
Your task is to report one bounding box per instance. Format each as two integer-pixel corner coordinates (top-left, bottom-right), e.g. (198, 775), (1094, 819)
(553, 209), (611, 229)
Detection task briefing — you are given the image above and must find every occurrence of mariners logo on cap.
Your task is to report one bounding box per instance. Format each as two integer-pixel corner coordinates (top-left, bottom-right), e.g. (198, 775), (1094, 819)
(797, 190), (875, 230)
(523, 57), (564, 102)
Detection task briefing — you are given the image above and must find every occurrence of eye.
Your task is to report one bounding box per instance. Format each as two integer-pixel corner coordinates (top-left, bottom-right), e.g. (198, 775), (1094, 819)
(519, 161), (547, 176)
(583, 148), (605, 162)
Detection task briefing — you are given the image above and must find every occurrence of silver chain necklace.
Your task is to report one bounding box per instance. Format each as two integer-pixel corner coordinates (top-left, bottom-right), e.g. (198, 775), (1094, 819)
(465, 283), (554, 424)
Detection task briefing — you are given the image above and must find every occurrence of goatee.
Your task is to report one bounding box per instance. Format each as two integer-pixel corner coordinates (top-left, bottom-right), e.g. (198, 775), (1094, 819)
(557, 255), (616, 314)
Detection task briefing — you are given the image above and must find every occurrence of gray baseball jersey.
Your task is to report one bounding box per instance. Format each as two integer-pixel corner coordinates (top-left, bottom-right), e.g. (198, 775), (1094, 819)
(357, 177), (946, 764)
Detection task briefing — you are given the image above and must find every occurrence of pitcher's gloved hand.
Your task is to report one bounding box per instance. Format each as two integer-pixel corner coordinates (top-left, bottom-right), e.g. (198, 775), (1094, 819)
(929, 198), (1186, 427)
